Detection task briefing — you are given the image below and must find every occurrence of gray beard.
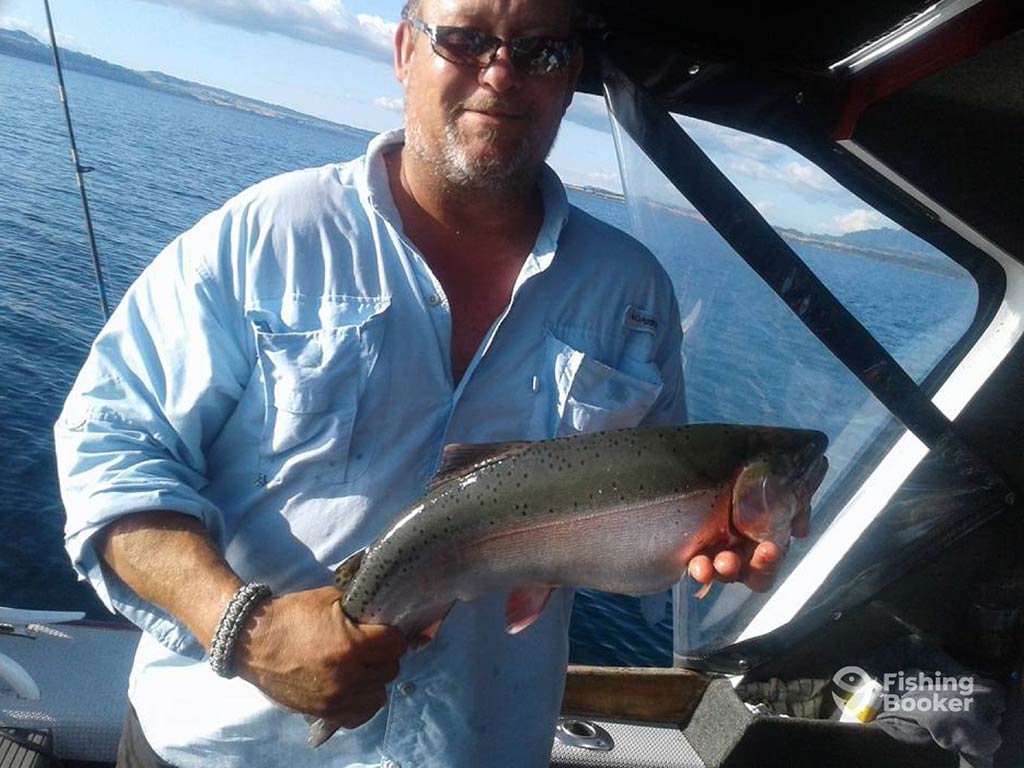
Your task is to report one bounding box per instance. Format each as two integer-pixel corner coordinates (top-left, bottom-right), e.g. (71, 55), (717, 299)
(405, 116), (556, 194)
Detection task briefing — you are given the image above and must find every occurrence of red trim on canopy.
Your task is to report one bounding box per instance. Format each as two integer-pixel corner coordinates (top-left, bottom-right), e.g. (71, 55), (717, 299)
(833, 0), (1015, 140)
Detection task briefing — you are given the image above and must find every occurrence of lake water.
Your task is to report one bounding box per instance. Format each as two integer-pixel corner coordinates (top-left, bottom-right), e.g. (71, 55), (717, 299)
(0, 51), (978, 666)
(0, 53), (668, 665)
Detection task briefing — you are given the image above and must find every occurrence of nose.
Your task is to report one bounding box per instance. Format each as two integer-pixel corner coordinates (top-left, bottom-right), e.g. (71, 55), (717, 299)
(479, 45), (521, 93)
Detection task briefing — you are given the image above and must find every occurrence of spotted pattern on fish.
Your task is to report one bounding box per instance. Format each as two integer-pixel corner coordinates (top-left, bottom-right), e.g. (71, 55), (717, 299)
(335, 424), (828, 629)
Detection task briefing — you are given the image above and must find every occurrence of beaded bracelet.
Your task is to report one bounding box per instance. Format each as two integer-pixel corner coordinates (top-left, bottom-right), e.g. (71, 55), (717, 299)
(208, 582), (272, 678)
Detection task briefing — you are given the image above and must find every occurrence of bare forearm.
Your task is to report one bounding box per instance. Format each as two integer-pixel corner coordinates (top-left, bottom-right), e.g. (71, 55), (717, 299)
(94, 511), (406, 726)
(95, 511), (242, 650)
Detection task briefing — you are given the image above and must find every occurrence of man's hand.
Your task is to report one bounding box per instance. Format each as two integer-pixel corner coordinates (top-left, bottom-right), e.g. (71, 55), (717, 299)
(235, 586), (407, 729)
(688, 506), (810, 594)
(95, 512), (407, 729)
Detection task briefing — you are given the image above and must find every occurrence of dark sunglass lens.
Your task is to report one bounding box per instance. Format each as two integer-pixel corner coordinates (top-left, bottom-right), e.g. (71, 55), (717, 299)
(510, 37), (572, 74)
(434, 26), (494, 66)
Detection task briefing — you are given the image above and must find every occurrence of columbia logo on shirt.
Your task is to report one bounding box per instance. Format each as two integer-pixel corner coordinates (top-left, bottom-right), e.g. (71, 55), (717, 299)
(624, 306), (658, 334)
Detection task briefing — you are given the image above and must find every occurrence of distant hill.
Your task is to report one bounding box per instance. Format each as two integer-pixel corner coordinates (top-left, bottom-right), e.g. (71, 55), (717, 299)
(632, 202), (955, 278)
(0, 28), (150, 86)
(0, 28), (376, 142)
(639, 200), (943, 264)
(0, 27), (955, 267)
(838, 227), (937, 257)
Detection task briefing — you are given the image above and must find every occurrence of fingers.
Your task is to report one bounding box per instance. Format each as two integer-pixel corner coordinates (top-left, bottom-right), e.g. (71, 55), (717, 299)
(337, 688), (388, 721)
(687, 541), (784, 593)
(237, 587), (408, 723)
(358, 623), (409, 663)
(687, 551), (743, 585)
(314, 688), (389, 732)
(744, 541), (782, 593)
(363, 658), (401, 686)
(712, 550), (743, 581)
(687, 554), (714, 584)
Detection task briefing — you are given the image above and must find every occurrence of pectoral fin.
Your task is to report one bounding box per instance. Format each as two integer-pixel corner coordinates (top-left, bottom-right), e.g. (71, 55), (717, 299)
(505, 586), (555, 634)
(333, 547), (366, 594)
(409, 602), (456, 649)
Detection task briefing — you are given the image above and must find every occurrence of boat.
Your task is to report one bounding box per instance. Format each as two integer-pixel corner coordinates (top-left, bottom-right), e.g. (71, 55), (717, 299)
(2, 0), (1022, 765)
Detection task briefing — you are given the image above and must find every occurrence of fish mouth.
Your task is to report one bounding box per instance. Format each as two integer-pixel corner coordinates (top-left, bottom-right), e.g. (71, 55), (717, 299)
(795, 442), (829, 497)
(786, 431), (829, 491)
(805, 452), (829, 490)
(798, 431), (829, 467)
(785, 437), (829, 514)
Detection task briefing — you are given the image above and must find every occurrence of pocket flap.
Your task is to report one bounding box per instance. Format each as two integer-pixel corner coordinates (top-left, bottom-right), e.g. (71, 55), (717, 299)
(546, 332), (663, 436)
(254, 298), (390, 414)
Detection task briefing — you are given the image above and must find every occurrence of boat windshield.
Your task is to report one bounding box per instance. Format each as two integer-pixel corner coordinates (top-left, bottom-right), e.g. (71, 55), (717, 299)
(605, 107), (982, 661)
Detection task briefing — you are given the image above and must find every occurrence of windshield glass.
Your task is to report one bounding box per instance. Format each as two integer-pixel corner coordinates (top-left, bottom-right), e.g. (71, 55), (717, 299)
(605, 109), (981, 659)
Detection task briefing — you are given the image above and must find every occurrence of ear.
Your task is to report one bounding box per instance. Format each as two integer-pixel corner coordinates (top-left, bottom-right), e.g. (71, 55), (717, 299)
(394, 19), (416, 86)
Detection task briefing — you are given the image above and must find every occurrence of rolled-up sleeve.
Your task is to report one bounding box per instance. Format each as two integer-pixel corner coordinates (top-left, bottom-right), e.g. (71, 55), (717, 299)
(54, 205), (254, 659)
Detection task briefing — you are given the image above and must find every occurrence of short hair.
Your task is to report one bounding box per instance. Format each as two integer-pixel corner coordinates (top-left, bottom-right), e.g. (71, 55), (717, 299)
(402, 0), (580, 30)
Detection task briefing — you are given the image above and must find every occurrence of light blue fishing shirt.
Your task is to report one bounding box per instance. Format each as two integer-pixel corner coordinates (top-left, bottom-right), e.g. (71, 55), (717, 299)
(55, 129), (685, 768)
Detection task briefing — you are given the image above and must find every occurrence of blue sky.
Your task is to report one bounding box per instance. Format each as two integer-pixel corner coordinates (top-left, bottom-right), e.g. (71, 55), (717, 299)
(0, 0), (896, 235)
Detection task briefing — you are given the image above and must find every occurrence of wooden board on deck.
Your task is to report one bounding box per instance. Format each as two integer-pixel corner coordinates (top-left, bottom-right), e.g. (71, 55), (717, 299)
(561, 665), (712, 725)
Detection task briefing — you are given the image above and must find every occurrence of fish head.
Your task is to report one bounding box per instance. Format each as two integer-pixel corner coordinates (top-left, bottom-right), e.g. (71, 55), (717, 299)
(729, 428), (829, 548)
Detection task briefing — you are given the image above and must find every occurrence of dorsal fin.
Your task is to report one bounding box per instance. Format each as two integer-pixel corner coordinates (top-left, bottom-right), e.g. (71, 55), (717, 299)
(429, 441), (533, 491)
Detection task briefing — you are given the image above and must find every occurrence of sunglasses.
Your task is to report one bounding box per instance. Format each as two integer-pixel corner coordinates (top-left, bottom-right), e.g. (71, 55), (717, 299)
(405, 17), (579, 75)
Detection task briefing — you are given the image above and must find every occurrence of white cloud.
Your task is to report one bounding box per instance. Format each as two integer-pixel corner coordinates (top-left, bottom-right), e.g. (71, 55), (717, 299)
(781, 160), (840, 194)
(356, 12), (397, 45)
(138, 0), (396, 63)
(754, 200), (776, 216)
(717, 130), (783, 161)
(724, 156), (847, 204)
(674, 115), (783, 162)
(1, 16), (79, 49)
(834, 209), (896, 234)
(0, 16), (35, 34)
(565, 93), (609, 132)
(374, 95), (404, 112)
(727, 157), (776, 182)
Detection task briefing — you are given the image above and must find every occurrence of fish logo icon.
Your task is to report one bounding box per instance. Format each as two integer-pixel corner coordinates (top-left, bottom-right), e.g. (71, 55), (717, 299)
(831, 665), (871, 712)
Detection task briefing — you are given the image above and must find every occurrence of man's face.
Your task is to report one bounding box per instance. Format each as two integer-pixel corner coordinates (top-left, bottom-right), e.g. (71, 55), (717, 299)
(396, 0), (581, 192)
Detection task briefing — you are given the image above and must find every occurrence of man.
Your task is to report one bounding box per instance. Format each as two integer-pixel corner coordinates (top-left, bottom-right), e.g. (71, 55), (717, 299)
(56, 0), (791, 766)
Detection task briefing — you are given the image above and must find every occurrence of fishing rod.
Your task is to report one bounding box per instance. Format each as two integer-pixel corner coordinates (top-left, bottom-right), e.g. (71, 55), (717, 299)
(42, 0), (110, 320)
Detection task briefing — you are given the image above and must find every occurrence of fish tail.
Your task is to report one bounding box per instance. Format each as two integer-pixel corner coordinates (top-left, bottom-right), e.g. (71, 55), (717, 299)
(306, 716), (342, 748)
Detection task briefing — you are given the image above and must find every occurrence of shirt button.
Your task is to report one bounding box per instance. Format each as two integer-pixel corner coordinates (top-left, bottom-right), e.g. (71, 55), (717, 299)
(398, 681), (416, 696)
(427, 294), (441, 307)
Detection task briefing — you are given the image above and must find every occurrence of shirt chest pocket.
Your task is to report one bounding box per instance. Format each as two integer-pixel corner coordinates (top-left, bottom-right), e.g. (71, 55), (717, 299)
(253, 298), (389, 487)
(542, 331), (663, 438)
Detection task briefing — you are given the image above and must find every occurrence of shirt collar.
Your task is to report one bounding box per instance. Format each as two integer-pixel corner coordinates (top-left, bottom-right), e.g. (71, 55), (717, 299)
(362, 128), (406, 231)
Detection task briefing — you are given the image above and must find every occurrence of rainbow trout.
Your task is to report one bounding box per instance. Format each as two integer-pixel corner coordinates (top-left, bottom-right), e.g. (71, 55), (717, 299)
(309, 423), (828, 746)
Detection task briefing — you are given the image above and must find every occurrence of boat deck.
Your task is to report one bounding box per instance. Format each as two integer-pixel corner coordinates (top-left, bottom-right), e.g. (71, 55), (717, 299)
(0, 622), (137, 764)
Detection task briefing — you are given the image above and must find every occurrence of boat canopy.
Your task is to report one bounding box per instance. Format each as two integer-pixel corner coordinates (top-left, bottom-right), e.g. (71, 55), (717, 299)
(575, 0), (1024, 671)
